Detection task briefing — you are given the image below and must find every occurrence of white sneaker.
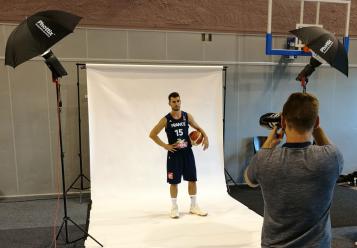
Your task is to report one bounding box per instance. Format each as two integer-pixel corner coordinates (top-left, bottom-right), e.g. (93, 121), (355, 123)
(170, 206), (179, 219)
(190, 205), (208, 216)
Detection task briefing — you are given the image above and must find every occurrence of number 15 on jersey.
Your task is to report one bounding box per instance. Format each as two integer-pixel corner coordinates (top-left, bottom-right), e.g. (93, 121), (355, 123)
(175, 129), (183, 136)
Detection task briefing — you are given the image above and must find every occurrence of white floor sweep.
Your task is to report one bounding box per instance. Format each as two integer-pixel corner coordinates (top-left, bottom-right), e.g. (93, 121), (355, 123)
(86, 191), (262, 248)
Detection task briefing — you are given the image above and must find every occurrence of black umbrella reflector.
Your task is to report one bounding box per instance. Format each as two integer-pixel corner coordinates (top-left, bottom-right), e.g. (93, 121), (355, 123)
(5, 10), (81, 68)
(290, 26), (348, 77)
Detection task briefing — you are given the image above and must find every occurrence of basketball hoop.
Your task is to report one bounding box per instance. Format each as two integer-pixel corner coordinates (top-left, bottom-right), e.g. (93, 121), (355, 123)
(266, 0), (351, 56)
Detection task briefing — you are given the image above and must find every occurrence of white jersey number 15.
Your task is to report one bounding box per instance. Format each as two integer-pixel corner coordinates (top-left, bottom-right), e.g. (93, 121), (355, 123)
(175, 129), (183, 136)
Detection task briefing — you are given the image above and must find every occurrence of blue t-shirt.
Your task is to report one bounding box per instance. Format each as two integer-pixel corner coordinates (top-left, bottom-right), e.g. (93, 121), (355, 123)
(246, 142), (343, 248)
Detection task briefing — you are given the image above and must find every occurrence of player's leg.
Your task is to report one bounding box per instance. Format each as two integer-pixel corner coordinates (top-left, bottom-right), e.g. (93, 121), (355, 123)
(188, 181), (197, 207)
(167, 153), (182, 218)
(170, 184), (178, 198)
(188, 181), (196, 195)
(170, 183), (178, 207)
(187, 181), (207, 216)
(183, 149), (207, 216)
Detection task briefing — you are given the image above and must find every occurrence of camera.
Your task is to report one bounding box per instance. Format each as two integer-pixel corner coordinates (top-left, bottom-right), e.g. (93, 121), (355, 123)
(259, 113), (281, 130)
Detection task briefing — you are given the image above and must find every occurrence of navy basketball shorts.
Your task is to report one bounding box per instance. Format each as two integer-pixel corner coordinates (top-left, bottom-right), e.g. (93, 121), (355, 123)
(166, 148), (197, 184)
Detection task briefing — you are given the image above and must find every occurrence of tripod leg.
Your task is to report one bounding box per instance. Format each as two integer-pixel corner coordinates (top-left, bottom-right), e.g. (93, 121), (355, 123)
(224, 168), (238, 186)
(56, 221), (65, 240)
(83, 175), (91, 182)
(66, 175), (81, 193)
(67, 218), (104, 247)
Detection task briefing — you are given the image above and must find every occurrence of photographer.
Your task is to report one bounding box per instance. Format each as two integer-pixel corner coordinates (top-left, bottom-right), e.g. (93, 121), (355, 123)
(245, 92), (344, 248)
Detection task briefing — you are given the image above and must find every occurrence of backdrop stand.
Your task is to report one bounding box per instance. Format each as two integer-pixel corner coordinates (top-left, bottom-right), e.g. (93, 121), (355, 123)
(66, 63), (90, 203)
(222, 66), (238, 192)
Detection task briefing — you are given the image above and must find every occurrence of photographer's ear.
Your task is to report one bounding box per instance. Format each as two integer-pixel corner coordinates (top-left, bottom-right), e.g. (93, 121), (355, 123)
(314, 116), (320, 129)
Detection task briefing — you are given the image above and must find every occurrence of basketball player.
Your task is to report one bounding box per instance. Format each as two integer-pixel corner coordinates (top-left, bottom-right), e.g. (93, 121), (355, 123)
(149, 92), (209, 218)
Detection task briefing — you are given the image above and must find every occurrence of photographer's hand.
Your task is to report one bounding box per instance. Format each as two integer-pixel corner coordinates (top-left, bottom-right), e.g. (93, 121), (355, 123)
(313, 126), (331, 146)
(262, 126), (284, 149)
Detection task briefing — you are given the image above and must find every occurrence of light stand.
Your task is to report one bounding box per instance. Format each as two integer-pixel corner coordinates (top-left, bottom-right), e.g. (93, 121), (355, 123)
(296, 56), (322, 93)
(42, 51), (103, 247)
(66, 63), (90, 196)
(222, 66), (238, 192)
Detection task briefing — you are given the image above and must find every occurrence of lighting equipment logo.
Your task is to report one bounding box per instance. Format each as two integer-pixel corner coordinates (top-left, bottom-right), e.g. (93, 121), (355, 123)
(35, 20), (55, 37)
(320, 39), (333, 54)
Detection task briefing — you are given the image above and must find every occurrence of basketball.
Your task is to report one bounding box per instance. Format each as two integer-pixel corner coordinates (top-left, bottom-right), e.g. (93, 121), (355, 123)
(189, 130), (203, 146)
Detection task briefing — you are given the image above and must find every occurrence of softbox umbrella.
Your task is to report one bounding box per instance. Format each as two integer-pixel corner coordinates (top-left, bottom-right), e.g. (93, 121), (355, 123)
(290, 26), (348, 77)
(5, 10), (81, 68)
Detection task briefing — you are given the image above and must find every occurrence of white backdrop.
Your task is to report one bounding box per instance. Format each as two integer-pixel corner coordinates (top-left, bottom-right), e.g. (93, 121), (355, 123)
(85, 64), (262, 248)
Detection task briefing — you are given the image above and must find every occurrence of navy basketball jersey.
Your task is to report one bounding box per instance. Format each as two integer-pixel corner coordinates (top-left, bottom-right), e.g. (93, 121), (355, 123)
(165, 111), (191, 149)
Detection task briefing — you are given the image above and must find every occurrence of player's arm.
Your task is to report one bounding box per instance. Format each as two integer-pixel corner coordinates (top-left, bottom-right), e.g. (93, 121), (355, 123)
(149, 117), (177, 152)
(187, 113), (209, 150)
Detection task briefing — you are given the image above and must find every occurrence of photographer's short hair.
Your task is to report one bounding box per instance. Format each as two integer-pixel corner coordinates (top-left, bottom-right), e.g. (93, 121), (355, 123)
(282, 92), (319, 132)
(168, 92), (180, 101)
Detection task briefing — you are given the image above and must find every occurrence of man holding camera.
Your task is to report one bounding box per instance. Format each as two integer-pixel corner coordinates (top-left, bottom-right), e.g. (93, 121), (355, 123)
(245, 92), (343, 248)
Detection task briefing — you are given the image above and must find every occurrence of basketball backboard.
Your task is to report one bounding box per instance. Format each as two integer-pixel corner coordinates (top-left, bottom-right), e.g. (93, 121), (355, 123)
(266, 0), (351, 56)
